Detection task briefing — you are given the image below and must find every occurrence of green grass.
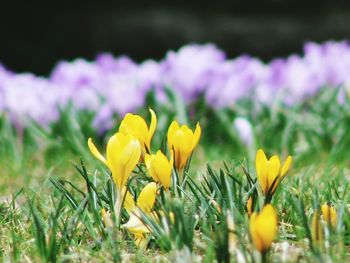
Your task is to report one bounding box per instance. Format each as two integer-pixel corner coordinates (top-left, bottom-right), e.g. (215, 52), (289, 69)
(1, 154), (349, 262)
(1, 88), (350, 262)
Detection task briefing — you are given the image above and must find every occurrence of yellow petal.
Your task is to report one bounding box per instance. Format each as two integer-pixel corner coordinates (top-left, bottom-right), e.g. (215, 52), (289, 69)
(267, 155), (281, 194)
(150, 151), (172, 189)
(137, 182), (157, 213)
(191, 122), (201, 151)
(174, 129), (193, 170)
(88, 138), (108, 166)
(134, 233), (148, 248)
(169, 150), (174, 169)
(107, 133), (141, 189)
(119, 114), (148, 153)
(167, 121), (200, 172)
(148, 108), (157, 145)
(118, 137), (141, 187)
(256, 149), (268, 194)
(106, 134), (123, 188)
(281, 156), (292, 177)
(123, 213), (150, 234)
(249, 204), (277, 253)
(144, 154), (152, 170)
(321, 204), (337, 228)
(167, 120), (180, 151)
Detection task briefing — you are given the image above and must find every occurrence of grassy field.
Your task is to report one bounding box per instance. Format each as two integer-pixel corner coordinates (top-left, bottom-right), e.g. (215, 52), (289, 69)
(1, 88), (350, 262)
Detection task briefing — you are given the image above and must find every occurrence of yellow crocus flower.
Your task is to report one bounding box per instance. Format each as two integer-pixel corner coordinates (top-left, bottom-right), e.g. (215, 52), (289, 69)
(145, 150), (173, 190)
(321, 204), (337, 228)
(123, 182), (157, 247)
(249, 204), (278, 254)
(88, 132), (141, 189)
(256, 149), (292, 196)
(119, 109), (157, 156)
(167, 121), (201, 172)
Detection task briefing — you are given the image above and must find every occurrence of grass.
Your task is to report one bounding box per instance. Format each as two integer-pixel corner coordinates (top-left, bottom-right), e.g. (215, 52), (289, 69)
(1, 88), (350, 262)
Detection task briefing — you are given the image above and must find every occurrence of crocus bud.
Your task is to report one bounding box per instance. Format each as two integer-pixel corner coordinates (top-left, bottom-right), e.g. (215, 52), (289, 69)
(167, 121), (201, 172)
(249, 204), (278, 253)
(256, 149), (292, 197)
(145, 150), (173, 189)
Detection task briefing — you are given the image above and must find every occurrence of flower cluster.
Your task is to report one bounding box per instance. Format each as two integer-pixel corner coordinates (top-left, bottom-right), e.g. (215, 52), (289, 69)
(248, 149), (338, 258)
(247, 150), (292, 257)
(1, 41), (350, 129)
(88, 109), (201, 246)
(85, 109), (339, 258)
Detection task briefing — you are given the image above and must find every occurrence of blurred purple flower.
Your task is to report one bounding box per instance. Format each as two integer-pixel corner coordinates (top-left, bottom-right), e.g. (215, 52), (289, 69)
(93, 104), (115, 134)
(161, 44), (225, 102)
(206, 56), (267, 107)
(1, 40), (350, 134)
(96, 54), (138, 73)
(233, 117), (254, 146)
(50, 59), (102, 109)
(2, 73), (59, 126)
(255, 59), (286, 105)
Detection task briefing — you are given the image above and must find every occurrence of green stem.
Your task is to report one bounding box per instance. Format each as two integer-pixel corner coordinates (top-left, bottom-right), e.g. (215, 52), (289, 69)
(261, 251), (268, 263)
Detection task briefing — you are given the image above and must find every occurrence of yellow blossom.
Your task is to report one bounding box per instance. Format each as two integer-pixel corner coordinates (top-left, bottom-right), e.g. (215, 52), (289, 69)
(256, 149), (292, 196)
(123, 182), (157, 247)
(249, 204), (278, 253)
(167, 121), (201, 172)
(145, 150), (173, 189)
(119, 109), (157, 155)
(321, 204), (337, 228)
(88, 132), (141, 189)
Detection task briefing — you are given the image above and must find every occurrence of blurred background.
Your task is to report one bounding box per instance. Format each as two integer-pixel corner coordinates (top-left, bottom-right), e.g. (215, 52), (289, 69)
(1, 0), (350, 75)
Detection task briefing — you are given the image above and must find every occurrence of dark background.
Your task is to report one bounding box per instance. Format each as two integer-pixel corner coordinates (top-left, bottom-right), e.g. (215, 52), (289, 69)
(1, 0), (349, 75)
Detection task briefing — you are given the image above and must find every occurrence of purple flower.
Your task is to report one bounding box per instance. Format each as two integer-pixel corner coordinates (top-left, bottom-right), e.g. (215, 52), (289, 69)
(206, 56), (267, 107)
(2, 40), (350, 132)
(2, 73), (59, 126)
(50, 59), (102, 110)
(0, 64), (9, 111)
(233, 117), (254, 146)
(96, 54), (138, 73)
(93, 104), (115, 133)
(161, 44), (225, 102)
(255, 59), (286, 105)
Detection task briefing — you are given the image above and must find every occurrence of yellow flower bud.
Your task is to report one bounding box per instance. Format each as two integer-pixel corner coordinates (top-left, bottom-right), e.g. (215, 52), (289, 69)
(249, 204), (278, 253)
(88, 132), (141, 189)
(123, 182), (157, 246)
(136, 182), (157, 213)
(119, 109), (157, 156)
(167, 121), (201, 172)
(321, 204), (337, 228)
(256, 149), (292, 196)
(145, 150), (173, 189)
